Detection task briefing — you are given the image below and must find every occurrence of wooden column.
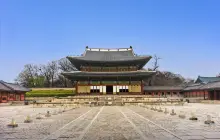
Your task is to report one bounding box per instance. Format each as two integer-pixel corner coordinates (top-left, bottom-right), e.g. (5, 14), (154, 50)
(76, 81), (78, 94)
(214, 90), (217, 100)
(141, 80), (143, 94)
(7, 92), (9, 101)
(23, 91), (25, 101)
(209, 91), (211, 100)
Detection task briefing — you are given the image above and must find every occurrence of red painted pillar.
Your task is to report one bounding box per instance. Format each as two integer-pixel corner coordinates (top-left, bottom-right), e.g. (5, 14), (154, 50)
(7, 93), (9, 102)
(76, 81), (78, 94)
(214, 90), (217, 100)
(206, 91), (208, 100)
(24, 92), (26, 101)
(158, 91), (161, 97)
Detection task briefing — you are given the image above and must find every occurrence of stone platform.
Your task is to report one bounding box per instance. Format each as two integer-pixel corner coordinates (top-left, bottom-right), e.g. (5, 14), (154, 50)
(28, 95), (184, 107)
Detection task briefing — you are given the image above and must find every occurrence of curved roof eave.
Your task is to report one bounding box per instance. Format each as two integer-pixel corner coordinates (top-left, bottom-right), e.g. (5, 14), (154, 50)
(61, 71), (156, 80)
(67, 56), (152, 69)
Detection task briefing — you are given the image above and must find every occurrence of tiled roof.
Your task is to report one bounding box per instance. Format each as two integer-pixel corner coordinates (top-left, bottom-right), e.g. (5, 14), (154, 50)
(83, 49), (135, 61)
(195, 76), (220, 83)
(183, 81), (220, 91)
(144, 81), (220, 92)
(80, 49), (151, 61)
(183, 83), (205, 91)
(200, 81), (220, 90)
(0, 80), (31, 92)
(62, 70), (156, 80)
(67, 48), (152, 70)
(144, 86), (183, 91)
(0, 82), (12, 91)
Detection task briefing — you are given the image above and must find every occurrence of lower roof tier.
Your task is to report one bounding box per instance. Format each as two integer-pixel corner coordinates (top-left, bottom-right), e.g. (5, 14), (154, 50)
(67, 56), (151, 70)
(62, 70), (155, 81)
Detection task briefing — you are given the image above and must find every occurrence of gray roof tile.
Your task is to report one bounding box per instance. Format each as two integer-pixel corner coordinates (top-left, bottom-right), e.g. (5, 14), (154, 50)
(0, 80), (31, 92)
(0, 82), (12, 91)
(144, 86), (183, 91)
(75, 49), (151, 61)
(67, 48), (152, 70)
(195, 76), (220, 83)
(183, 83), (205, 91)
(200, 81), (220, 90)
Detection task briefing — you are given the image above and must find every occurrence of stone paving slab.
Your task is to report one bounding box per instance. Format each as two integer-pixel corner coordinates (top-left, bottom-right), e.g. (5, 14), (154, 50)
(203, 132), (220, 139)
(181, 135), (205, 140)
(1, 104), (220, 140)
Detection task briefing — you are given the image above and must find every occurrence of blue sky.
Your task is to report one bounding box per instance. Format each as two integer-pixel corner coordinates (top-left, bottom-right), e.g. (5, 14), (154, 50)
(0, 0), (220, 82)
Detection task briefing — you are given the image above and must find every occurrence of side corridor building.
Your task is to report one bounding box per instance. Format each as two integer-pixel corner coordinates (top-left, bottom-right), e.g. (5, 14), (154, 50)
(0, 80), (30, 103)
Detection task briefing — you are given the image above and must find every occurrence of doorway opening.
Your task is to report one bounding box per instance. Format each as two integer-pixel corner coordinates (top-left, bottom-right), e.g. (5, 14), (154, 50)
(106, 85), (113, 94)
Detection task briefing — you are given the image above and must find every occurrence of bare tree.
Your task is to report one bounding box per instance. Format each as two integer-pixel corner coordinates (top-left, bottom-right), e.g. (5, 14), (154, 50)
(39, 64), (51, 87)
(151, 71), (185, 86)
(147, 55), (162, 86)
(57, 58), (76, 87)
(15, 64), (40, 87)
(39, 61), (58, 87)
(58, 58), (76, 72)
(49, 61), (58, 87)
(152, 55), (161, 71)
(17, 59), (74, 87)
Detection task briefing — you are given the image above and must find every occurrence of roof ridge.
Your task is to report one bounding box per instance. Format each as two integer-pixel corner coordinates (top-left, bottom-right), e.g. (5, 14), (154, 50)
(199, 76), (220, 78)
(207, 80), (220, 84)
(86, 47), (133, 50)
(0, 80), (15, 91)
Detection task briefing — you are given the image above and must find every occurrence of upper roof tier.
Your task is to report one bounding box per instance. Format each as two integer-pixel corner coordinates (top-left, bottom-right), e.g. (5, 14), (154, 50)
(67, 47), (152, 70)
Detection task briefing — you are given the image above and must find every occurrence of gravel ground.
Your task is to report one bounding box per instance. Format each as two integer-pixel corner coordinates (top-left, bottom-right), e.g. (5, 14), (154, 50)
(0, 104), (220, 140)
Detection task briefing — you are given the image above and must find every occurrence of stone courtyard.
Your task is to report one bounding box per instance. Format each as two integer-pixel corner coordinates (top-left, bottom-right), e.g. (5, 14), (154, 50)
(1, 103), (220, 140)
